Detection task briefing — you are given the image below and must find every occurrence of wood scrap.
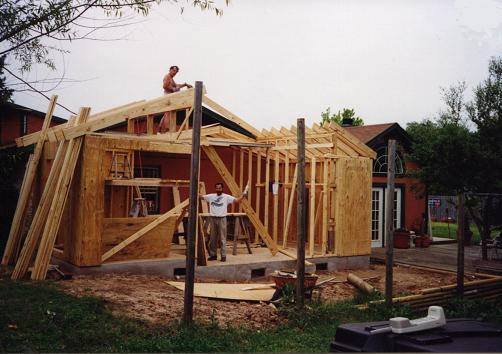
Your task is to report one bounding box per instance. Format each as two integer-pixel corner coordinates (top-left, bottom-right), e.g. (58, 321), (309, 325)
(166, 281), (275, 302)
(347, 273), (376, 294)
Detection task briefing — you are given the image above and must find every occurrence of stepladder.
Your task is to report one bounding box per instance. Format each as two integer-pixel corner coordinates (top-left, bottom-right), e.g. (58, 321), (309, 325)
(228, 213), (253, 256)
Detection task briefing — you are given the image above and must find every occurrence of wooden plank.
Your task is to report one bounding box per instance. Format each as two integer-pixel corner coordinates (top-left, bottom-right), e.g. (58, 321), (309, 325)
(321, 159), (329, 255)
(309, 157), (316, 257)
(334, 157), (372, 257)
(30, 108), (90, 280)
(2, 96), (58, 266)
(166, 281), (274, 302)
(102, 199), (189, 262)
(12, 118), (76, 279)
(272, 143), (334, 151)
(202, 146), (278, 255)
(264, 151), (270, 232)
(282, 164), (298, 248)
(102, 216), (177, 262)
(273, 150), (280, 243)
(202, 95), (262, 138)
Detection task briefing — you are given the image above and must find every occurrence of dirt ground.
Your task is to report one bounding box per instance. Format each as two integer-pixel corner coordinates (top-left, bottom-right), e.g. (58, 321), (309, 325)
(58, 264), (461, 329)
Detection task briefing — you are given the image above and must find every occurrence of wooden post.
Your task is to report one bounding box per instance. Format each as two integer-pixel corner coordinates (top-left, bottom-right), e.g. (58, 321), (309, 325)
(183, 81), (202, 324)
(296, 118), (306, 309)
(273, 151), (280, 243)
(146, 115), (154, 135)
(322, 159), (329, 255)
(264, 150), (271, 232)
(457, 193), (465, 297)
(255, 150), (262, 244)
(385, 139), (396, 306)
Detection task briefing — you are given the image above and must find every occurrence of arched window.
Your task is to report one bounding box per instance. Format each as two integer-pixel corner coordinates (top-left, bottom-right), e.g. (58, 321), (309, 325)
(373, 146), (405, 175)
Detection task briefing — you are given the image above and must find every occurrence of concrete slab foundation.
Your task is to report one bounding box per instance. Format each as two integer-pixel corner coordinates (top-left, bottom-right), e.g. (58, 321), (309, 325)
(52, 247), (369, 281)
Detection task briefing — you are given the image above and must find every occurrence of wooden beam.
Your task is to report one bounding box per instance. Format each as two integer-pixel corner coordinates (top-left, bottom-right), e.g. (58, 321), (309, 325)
(2, 96), (58, 266)
(102, 199), (189, 262)
(272, 143), (334, 151)
(105, 178), (190, 187)
(202, 95), (262, 138)
(127, 118), (135, 133)
(309, 157), (316, 257)
(15, 100), (145, 147)
(202, 146), (278, 255)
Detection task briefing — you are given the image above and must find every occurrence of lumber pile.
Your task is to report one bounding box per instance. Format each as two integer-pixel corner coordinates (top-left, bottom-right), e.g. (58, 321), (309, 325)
(367, 276), (502, 311)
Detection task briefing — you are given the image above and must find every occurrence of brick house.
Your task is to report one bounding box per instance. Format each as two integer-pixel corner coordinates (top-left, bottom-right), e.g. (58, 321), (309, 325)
(345, 122), (427, 247)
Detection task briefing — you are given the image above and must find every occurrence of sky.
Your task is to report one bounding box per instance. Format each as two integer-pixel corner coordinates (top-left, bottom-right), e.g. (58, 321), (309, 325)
(10, 0), (502, 130)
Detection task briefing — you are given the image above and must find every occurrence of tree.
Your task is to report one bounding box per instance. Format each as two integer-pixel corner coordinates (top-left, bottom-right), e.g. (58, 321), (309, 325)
(321, 107), (364, 126)
(407, 58), (502, 259)
(0, 0), (226, 101)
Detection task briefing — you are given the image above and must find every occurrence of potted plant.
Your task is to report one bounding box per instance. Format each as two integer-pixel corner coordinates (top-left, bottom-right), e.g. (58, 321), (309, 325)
(394, 228), (410, 249)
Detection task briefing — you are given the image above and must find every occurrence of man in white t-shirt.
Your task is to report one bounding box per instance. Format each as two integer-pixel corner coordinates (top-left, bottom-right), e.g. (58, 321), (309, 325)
(199, 182), (247, 262)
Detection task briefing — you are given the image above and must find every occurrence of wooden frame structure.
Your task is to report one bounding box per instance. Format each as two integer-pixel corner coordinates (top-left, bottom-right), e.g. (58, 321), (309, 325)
(4, 89), (376, 279)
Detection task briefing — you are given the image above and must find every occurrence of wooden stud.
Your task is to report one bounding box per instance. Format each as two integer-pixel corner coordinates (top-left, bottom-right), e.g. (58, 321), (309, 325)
(2, 96), (58, 266)
(202, 146), (278, 255)
(254, 150), (262, 244)
(199, 182), (209, 214)
(282, 164), (298, 248)
(321, 159), (329, 255)
(273, 150), (280, 243)
(146, 115), (154, 135)
(247, 149), (253, 206)
(127, 118), (135, 134)
(264, 150), (271, 232)
(309, 157), (316, 257)
(283, 149), (290, 234)
(231, 148), (236, 213)
(175, 106), (194, 140)
(239, 149), (244, 212)
(296, 118), (306, 309)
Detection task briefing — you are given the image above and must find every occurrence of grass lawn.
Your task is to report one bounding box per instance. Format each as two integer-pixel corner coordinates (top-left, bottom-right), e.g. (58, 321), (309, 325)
(2, 278), (502, 352)
(431, 222), (500, 244)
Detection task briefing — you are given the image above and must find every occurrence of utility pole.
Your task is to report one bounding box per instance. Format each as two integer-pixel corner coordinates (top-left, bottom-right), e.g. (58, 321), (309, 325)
(385, 139), (396, 306)
(296, 118), (306, 309)
(183, 81), (203, 324)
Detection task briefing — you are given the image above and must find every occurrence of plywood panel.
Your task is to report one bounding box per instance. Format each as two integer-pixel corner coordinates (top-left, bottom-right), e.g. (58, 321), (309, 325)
(334, 157), (372, 256)
(102, 216), (177, 262)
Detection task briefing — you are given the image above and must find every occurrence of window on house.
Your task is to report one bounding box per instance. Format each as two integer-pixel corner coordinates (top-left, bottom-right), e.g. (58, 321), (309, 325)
(134, 166), (161, 214)
(20, 114), (28, 136)
(373, 146), (405, 176)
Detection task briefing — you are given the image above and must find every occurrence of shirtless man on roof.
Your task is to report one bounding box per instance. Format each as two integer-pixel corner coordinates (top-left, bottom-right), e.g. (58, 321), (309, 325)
(158, 66), (193, 133)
